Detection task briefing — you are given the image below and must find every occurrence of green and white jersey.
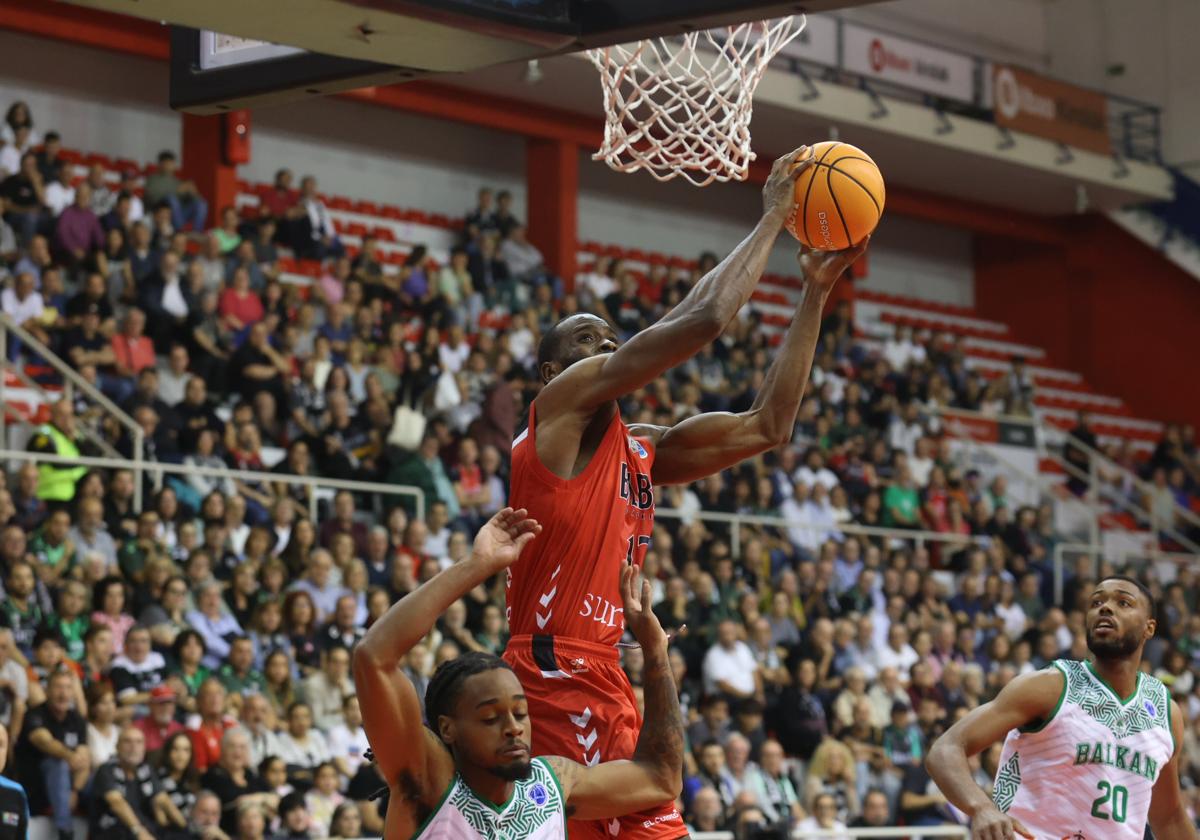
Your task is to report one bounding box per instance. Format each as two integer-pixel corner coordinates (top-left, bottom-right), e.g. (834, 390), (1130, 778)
(413, 757), (567, 840)
(992, 659), (1174, 840)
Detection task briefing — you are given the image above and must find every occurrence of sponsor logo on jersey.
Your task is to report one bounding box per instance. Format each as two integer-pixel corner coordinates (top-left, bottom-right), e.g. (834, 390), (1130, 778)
(641, 810), (682, 829)
(1144, 699), (1157, 717)
(628, 436), (648, 459)
(529, 782), (549, 807)
(1059, 832), (1086, 840)
(580, 593), (624, 630)
(1, 812), (18, 826)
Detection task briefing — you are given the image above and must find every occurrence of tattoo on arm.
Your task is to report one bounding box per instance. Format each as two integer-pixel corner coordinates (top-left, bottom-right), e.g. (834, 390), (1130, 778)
(545, 757), (582, 817)
(633, 651), (684, 784)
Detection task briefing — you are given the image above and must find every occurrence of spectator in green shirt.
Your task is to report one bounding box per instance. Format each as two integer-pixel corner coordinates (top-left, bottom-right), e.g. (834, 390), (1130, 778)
(45, 580), (90, 663)
(217, 636), (266, 698)
(27, 508), (74, 588)
(117, 509), (167, 584)
(883, 465), (921, 529)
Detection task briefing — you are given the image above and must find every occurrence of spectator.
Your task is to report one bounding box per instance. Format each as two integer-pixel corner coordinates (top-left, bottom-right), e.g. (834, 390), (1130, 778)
(55, 181), (107, 270)
(294, 176), (340, 260)
(189, 790), (230, 840)
(144, 151), (209, 231)
(202, 727), (278, 836)
(299, 646), (353, 732)
(328, 801), (362, 840)
(325, 693), (368, 781)
(112, 623), (167, 713)
(2, 151), (46, 245)
(317, 490), (368, 556)
(497, 224), (545, 285)
(796, 792), (849, 839)
(16, 669), (90, 839)
(90, 725), (181, 840)
(187, 582), (244, 670)
(703, 619), (761, 702)
(318, 594), (365, 654)
(275, 792), (312, 840)
(805, 739), (860, 825)
(155, 731), (199, 834)
(282, 591), (321, 676)
(304, 762), (344, 839)
(239, 692), (282, 769)
(137, 684), (186, 754)
(276, 702), (331, 789)
(190, 678), (236, 774)
(218, 636), (266, 698)
(1, 270), (47, 349)
(744, 738), (802, 828)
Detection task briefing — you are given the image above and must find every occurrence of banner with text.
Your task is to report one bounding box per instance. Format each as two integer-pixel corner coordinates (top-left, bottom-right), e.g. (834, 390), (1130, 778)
(775, 14), (839, 67)
(991, 64), (1110, 155)
(841, 22), (976, 103)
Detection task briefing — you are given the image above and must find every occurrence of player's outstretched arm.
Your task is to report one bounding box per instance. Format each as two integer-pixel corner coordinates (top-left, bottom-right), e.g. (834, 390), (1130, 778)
(354, 508), (541, 787)
(546, 566), (684, 821)
(642, 241), (868, 485)
(539, 148), (814, 416)
(926, 668), (1063, 840)
(1148, 699), (1197, 840)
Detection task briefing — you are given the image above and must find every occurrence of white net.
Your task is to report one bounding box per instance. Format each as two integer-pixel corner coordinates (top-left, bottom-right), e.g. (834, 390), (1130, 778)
(588, 16), (806, 187)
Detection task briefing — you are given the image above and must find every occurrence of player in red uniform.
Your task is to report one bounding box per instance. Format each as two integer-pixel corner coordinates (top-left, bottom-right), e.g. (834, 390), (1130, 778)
(504, 146), (868, 839)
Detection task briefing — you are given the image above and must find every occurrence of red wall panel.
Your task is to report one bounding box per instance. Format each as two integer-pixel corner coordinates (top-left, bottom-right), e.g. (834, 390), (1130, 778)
(976, 217), (1200, 427)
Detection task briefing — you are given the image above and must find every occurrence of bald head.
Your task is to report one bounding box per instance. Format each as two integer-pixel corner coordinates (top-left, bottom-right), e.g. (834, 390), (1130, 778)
(537, 314), (617, 384)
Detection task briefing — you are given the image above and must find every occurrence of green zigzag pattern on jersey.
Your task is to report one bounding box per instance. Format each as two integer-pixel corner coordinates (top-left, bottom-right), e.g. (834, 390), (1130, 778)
(1060, 660), (1169, 740)
(992, 752), (1021, 813)
(452, 759), (563, 840)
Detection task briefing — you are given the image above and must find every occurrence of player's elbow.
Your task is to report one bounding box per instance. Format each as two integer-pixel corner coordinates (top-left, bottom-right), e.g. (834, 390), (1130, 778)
(924, 734), (954, 776)
(653, 767), (683, 805)
(354, 639), (398, 672)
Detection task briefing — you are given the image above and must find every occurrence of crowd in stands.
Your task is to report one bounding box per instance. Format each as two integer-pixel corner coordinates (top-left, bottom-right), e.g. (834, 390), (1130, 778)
(3, 97), (1200, 839)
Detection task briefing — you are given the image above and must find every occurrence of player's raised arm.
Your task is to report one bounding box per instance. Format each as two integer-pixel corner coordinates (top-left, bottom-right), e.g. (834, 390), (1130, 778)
(537, 147), (814, 417)
(354, 508), (541, 787)
(926, 668), (1064, 840)
(546, 565), (684, 820)
(643, 240), (868, 485)
(1147, 699), (1197, 840)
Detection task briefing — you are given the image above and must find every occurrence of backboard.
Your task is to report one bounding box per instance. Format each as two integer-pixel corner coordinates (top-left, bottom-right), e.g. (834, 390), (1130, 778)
(62, 0), (882, 113)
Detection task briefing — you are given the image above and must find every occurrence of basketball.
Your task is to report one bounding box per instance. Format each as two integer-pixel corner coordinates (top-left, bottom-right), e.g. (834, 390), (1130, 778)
(786, 141), (885, 250)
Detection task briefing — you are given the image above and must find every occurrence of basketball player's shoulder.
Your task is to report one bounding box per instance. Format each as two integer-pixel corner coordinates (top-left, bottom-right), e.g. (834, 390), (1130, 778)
(999, 663), (1069, 716)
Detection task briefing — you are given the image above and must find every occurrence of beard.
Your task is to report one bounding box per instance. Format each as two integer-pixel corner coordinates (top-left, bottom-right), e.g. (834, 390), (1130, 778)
(489, 759), (534, 782)
(1087, 626), (1142, 660)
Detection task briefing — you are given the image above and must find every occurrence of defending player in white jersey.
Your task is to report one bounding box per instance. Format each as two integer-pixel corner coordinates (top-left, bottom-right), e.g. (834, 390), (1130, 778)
(928, 575), (1195, 840)
(353, 508), (684, 840)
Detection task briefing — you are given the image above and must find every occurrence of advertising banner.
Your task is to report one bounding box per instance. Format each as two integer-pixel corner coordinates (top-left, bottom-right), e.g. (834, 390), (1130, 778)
(992, 64), (1110, 155)
(842, 22), (976, 102)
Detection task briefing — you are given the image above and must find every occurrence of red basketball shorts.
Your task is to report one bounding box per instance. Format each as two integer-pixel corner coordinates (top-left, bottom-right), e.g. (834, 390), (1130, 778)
(503, 634), (688, 840)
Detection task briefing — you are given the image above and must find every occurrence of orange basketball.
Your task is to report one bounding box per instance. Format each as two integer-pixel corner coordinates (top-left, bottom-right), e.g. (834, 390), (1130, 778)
(785, 141), (885, 250)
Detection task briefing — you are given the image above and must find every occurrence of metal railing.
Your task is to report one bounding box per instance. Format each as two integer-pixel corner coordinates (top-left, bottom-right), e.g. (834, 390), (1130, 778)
(694, 826), (969, 840)
(1065, 431), (1200, 535)
(0, 313), (145, 509)
(0, 448), (424, 522)
(656, 506), (989, 560)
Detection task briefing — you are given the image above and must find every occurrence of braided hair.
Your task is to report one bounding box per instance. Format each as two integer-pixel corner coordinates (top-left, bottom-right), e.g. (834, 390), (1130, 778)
(364, 651), (512, 800)
(424, 652), (512, 741)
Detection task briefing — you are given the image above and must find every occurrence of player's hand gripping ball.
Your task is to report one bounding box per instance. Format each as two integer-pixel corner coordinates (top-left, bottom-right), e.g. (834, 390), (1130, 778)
(786, 141), (885, 250)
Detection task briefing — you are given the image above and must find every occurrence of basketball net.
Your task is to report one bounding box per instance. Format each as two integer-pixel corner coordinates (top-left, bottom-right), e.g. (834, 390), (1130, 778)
(588, 16), (806, 187)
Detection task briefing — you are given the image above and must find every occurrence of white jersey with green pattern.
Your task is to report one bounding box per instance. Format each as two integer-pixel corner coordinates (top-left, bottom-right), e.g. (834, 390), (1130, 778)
(412, 757), (567, 840)
(992, 659), (1174, 840)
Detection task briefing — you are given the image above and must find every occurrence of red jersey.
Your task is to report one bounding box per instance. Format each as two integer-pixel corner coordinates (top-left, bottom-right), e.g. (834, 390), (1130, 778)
(507, 402), (655, 647)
